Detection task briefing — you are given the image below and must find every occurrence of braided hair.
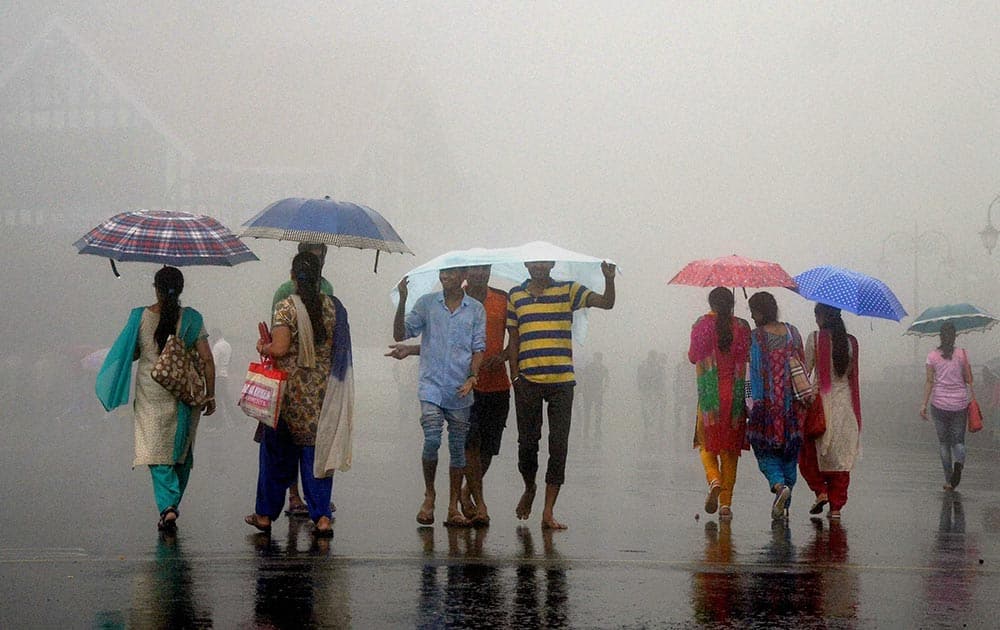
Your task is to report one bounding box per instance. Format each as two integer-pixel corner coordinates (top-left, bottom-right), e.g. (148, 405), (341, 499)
(708, 287), (735, 353)
(938, 322), (956, 360)
(816, 303), (850, 377)
(292, 251), (327, 345)
(153, 266), (184, 353)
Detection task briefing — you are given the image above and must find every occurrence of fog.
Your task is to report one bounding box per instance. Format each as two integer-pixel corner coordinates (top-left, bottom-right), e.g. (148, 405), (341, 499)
(3, 3), (1000, 410)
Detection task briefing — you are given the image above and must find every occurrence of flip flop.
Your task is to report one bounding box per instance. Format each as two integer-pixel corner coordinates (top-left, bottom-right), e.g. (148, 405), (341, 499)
(313, 525), (334, 538)
(416, 510), (434, 525)
(472, 513), (491, 528)
(285, 500), (310, 517)
(157, 507), (178, 532)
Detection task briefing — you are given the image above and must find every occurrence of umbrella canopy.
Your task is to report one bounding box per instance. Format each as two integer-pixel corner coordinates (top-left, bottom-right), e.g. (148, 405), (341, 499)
(905, 303), (1000, 337)
(391, 241), (616, 308)
(668, 255), (796, 289)
(391, 241), (617, 342)
(74, 209), (258, 275)
(792, 265), (907, 321)
(241, 196), (412, 254)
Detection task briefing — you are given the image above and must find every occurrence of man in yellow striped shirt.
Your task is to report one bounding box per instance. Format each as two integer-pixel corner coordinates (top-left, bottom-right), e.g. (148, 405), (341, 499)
(507, 259), (616, 529)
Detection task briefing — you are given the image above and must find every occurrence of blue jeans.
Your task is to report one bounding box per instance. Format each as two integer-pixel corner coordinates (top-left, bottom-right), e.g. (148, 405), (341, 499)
(420, 402), (471, 468)
(931, 405), (967, 482)
(753, 447), (798, 504)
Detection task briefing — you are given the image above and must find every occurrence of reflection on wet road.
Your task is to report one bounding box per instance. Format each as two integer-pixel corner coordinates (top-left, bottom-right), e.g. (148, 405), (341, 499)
(1, 388), (998, 627)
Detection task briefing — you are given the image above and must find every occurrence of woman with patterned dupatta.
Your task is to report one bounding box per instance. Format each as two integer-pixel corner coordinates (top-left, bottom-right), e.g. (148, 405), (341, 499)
(689, 287), (751, 520)
(747, 291), (806, 521)
(799, 303), (861, 520)
(96, 266), (217, 532)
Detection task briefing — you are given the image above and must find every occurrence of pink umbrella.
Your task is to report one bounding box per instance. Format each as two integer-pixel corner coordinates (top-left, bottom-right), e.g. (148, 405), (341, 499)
(668, 255), (796, 289)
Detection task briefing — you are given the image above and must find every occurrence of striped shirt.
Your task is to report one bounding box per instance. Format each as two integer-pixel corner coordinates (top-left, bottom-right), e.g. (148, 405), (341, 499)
(507, 280), (592, 384)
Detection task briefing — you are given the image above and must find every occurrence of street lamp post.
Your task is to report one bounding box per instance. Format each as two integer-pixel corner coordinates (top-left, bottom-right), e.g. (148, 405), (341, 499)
(880, 221), (952, 365)
(980, 195), (1000, 254)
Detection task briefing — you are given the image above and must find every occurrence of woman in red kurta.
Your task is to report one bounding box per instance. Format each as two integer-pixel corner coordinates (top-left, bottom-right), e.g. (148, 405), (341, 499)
(689, 287), (751, 520)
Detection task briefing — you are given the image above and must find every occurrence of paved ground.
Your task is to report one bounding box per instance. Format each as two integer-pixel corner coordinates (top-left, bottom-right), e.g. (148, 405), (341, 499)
(2, 387), (999, 628)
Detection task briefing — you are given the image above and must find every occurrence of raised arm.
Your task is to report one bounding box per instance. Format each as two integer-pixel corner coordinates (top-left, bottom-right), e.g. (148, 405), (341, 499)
(586, 261), (616, 310)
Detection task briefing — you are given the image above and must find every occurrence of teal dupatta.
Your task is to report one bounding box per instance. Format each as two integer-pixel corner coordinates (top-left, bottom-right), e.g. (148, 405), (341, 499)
(96, 307), (205, 461)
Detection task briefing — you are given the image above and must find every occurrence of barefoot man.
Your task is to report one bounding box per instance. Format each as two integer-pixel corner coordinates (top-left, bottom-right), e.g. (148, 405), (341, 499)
(507, 260), (616, 529)
(394, 267), (485, 527)
(387, 264), (511, 527)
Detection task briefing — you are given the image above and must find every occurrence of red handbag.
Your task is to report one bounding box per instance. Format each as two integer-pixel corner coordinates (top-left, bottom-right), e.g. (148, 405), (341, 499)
(804, 394), (826, 439)
(968, 399), (984, 433)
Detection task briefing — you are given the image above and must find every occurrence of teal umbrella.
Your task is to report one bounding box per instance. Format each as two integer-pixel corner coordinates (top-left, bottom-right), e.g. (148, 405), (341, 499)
(904, 303), (999, 337)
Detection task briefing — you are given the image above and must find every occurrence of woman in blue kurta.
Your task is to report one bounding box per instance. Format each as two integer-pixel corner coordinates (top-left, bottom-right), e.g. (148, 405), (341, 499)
(747, 291), (805, 521)
(96, 266), (216, 531)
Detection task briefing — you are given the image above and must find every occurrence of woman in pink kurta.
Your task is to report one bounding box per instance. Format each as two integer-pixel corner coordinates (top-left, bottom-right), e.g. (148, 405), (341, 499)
(688, 287), (751, 520)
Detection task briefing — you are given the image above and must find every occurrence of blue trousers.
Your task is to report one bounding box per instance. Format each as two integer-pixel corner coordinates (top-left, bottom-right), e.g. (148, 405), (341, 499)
(419, 402), (470, 468)
(255, 425), (332, 522)
(149, 460), (192, 514)
(754, 447), (798, 502)
(931, 405), (967, 482)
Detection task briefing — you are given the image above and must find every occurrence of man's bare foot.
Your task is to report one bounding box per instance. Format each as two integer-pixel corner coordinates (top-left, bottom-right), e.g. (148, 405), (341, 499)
(472, 504), (490, 527)
(443, 509), (472, 527)
(516, 484), (536, 520)
(541, 515), (567, 530)
(460, 485), (477, 520)
(416, 495), (435, 525)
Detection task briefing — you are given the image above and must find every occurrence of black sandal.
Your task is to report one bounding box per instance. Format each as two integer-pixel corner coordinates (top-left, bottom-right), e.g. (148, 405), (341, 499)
(158, 507), (179, 532)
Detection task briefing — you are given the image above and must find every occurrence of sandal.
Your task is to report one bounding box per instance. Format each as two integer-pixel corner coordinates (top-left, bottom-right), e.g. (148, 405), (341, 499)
(244, 513), (272, 533)
(809, 495), (829, 515)
(719, 506), (733, 520)
(705, 482), (722, 514)
(313, 518), (334, 538)
(157, 507), (178, 532)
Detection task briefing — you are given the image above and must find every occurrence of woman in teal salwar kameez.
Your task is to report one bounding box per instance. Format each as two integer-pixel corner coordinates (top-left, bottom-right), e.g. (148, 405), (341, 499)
(97, 266), (216, 531)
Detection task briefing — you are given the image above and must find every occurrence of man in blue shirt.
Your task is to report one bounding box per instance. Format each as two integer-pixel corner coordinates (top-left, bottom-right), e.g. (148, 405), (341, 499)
(394, 267), (485, 527)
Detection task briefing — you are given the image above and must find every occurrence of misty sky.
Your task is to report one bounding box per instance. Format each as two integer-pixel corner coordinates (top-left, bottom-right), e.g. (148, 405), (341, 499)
(3, 2), (1000, 376)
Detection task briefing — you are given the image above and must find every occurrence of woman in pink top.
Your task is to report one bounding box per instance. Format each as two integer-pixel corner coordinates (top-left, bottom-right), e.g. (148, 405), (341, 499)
(920, 323), (973, 490)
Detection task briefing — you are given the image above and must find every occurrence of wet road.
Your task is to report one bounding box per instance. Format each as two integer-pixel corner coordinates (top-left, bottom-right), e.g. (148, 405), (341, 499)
(2, 382), (999, 628)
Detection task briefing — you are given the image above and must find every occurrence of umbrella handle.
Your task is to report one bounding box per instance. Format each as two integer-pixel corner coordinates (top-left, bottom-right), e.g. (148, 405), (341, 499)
(374, 249), (381, 274)
(109, 258), (121, 278)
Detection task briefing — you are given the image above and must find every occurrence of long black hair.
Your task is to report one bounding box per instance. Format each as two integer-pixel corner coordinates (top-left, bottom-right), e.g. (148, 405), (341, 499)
(708, 286), (735, 353)
(292, 251), (327, 345)
(816, 303), (850, 377)
(938, 322), (956, 360)
(747, 291), (778, 326)
(153, 266), (184, 353)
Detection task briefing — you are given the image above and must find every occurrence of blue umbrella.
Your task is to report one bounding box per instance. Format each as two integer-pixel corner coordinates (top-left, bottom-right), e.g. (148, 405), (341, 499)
(905, 303), (999, 337)
(792, 265), (907, 321)
(241, 196), (412, 271)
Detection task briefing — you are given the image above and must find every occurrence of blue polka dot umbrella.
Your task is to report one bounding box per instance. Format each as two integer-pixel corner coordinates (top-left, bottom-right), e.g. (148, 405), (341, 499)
(905, 303), (999, 337)
(792, 265), (907, 321)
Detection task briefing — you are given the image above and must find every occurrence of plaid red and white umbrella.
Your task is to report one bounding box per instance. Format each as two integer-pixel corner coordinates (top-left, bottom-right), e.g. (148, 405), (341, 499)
(74, 209), (258, 276)
(668, 255), (796, 289)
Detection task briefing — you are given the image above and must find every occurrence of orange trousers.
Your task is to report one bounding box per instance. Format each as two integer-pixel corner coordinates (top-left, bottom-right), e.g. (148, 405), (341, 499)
(699, 449), (740, 508)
